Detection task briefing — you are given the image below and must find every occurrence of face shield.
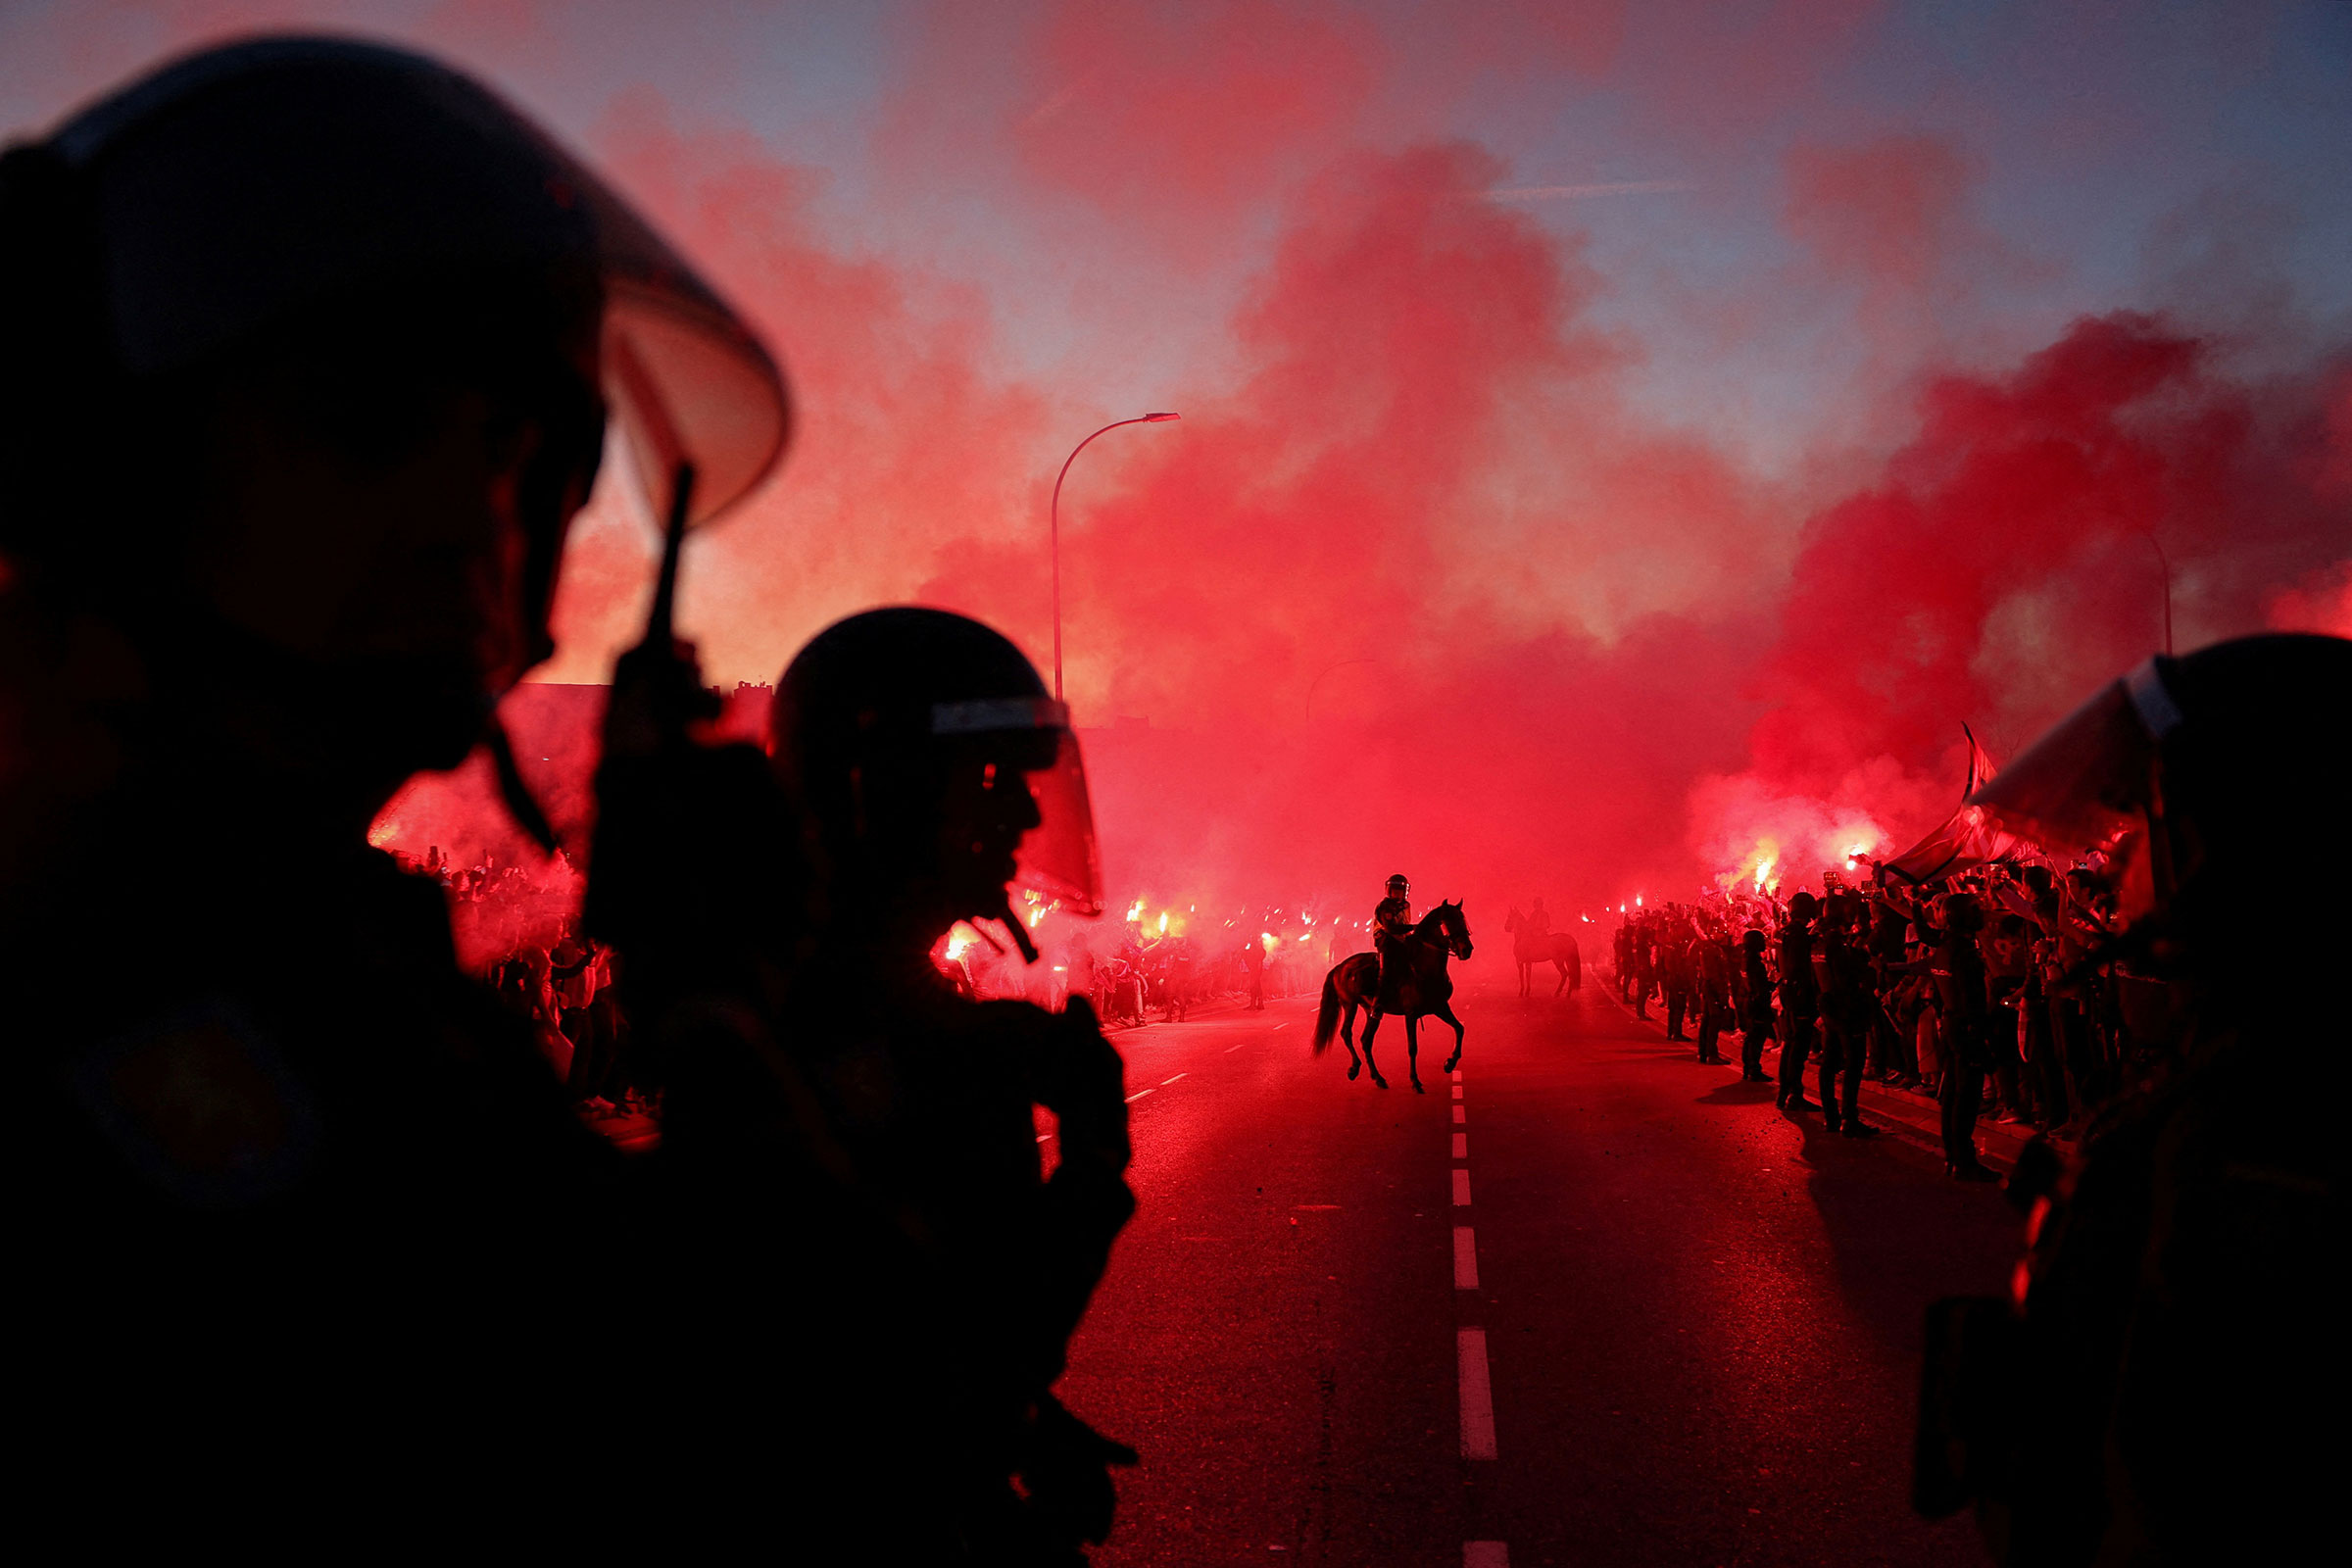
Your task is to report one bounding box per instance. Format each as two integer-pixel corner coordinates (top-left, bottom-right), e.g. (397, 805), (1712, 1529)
(931, 696), (1103, 918)
(1969, 658), (2184, 917)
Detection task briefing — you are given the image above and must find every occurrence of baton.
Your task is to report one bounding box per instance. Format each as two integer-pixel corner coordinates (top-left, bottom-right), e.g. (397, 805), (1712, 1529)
(643, 462), (697, 655)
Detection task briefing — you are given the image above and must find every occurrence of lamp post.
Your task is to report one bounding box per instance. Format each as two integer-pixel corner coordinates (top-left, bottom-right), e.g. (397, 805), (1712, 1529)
(1051, 413), (1179, 700)
(2140, 530), (2174, 656)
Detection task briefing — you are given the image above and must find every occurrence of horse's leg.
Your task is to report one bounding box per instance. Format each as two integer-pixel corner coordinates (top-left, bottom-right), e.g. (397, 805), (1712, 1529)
(1553, 959), (1568, 997)
(1343, 998), (1362, 1080)
(1439, 1002), (1467, 1073)
(1404, 1011), (1424, 1092)
(1361, 1008), (1388, 1089)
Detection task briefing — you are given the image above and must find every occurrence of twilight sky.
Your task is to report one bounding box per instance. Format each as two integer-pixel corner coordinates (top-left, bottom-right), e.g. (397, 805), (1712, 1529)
(8, 1), (2348, 911)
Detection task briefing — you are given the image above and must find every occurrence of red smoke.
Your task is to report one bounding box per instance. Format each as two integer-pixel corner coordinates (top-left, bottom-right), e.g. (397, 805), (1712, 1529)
(1699, 316), (2352, 893)
(1785, 134), (1989, 296)
(132, 1), (2320, 932)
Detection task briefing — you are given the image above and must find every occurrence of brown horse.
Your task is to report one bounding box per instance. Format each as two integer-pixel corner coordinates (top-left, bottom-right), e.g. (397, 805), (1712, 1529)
(1505, 906), (1583, 999)
(1312, 902), (1472, 1092)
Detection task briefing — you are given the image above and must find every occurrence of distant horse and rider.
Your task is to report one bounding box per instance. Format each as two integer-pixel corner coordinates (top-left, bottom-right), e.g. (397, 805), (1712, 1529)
(1505, 900), (1581, 999)
(1313, 897), (1473, 1093)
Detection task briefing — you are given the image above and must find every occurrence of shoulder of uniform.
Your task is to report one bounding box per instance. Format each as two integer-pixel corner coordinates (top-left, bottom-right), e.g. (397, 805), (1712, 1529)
(355, 851), (467, 961)
(1057, 993), (1112, 1040)
(969, 994), (1108, 1041)
(65, 993), (323, 1207)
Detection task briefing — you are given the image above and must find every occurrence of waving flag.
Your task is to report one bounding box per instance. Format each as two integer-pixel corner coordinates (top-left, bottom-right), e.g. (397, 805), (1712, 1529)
(1881, 726), (2034, 884)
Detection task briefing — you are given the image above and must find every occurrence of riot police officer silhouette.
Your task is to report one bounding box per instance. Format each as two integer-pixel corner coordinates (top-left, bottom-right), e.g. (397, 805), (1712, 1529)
(1815, 892), (1880, 1137)
(1738, 927), (1776, 1081)
(1917, 634), (2350, 1566)
(648, 608), (1139, 1563)
(1, 36), (786, 1523)
(1774, 890), (1822, 1111)
(1373, 872), (1415, 1009)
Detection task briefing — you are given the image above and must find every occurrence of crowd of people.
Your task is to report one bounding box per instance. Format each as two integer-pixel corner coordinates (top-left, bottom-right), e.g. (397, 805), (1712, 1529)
(938, 904), (1342, 1027)
(1610, 857), (2165, 1179)
(387, 847), (647, 1120)
(401, 824), (1351, 1130)
(1075, 925), (1324, 1025)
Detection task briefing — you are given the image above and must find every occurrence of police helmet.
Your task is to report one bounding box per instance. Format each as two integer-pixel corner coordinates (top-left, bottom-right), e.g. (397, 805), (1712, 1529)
(771, 608), (1102, 915)
(1386, 874), (1410, 893)
(1970, 635), (2351, 955)
(2, 35), (789, 666)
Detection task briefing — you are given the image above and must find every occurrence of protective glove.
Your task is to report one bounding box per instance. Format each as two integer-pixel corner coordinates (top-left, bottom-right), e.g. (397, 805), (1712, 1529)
(1017, 1391), (1138, 1549)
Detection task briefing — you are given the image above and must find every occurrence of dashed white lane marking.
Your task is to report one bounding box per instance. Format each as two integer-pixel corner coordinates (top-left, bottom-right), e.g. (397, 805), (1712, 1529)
(1453, 1226), (1480, 1290)
(1457, 1329), (1498, 1459)
(1161, 1072), (1188, 1084)
(1452, 1079), (1506, 1564)
(1452, 1105), (1466, 1124)
(1225, 1042), (1248, 1052)
(1125, 1089), (1153, 1102)
(1272, 1023), (1288, 1031)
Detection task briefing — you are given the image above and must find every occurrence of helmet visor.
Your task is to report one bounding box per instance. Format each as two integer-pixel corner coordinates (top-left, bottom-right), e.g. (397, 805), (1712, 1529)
(55, 35), (790, 529)
(928, 697), (1102, 918)
(1018, 728), (1104, 917)
(1969, 659), (2180, 855)
(599, 279), (789, 529)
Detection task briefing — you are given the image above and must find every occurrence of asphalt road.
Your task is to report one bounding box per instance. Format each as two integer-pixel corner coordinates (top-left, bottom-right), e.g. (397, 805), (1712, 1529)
(1054, 970), (2022, 1568)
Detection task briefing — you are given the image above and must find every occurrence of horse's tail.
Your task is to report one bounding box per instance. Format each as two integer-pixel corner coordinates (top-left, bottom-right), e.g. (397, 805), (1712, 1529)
(1313, 968), (1342, 1055)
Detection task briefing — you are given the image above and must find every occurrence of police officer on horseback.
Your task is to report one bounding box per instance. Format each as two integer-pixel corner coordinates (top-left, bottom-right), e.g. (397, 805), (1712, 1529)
(1373, 873), (1415, 1009)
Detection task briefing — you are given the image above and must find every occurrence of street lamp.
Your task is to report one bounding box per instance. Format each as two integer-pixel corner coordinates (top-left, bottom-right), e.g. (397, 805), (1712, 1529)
(1051, 412), (1179, 700)
(2138, 529), (2174, 656)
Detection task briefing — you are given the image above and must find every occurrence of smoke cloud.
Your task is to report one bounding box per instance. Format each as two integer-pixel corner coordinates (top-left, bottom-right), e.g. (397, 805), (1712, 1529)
(16, 3), (2341, 941)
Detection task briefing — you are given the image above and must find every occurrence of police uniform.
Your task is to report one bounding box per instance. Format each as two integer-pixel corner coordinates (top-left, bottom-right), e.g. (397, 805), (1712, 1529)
(1815, 921), (1877, 1134)
(1776, 921), (1820, 1109)
(663, 954), (1136, 1558)
(635, 608), (1139, 1559)
(1740, 936), (1777, 1082)
(1629, 919), (1657, 1017)
(5, 36), (783, 1528)
(1932, 913), (1992, 1175)
(1373, 890), (1415, 1010)
(24, 835), (627, 1496)
(1917, 638), (2351, 1561)
(1659, 923), (1696, 1040)
(1694, 931), (1734, 1064)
